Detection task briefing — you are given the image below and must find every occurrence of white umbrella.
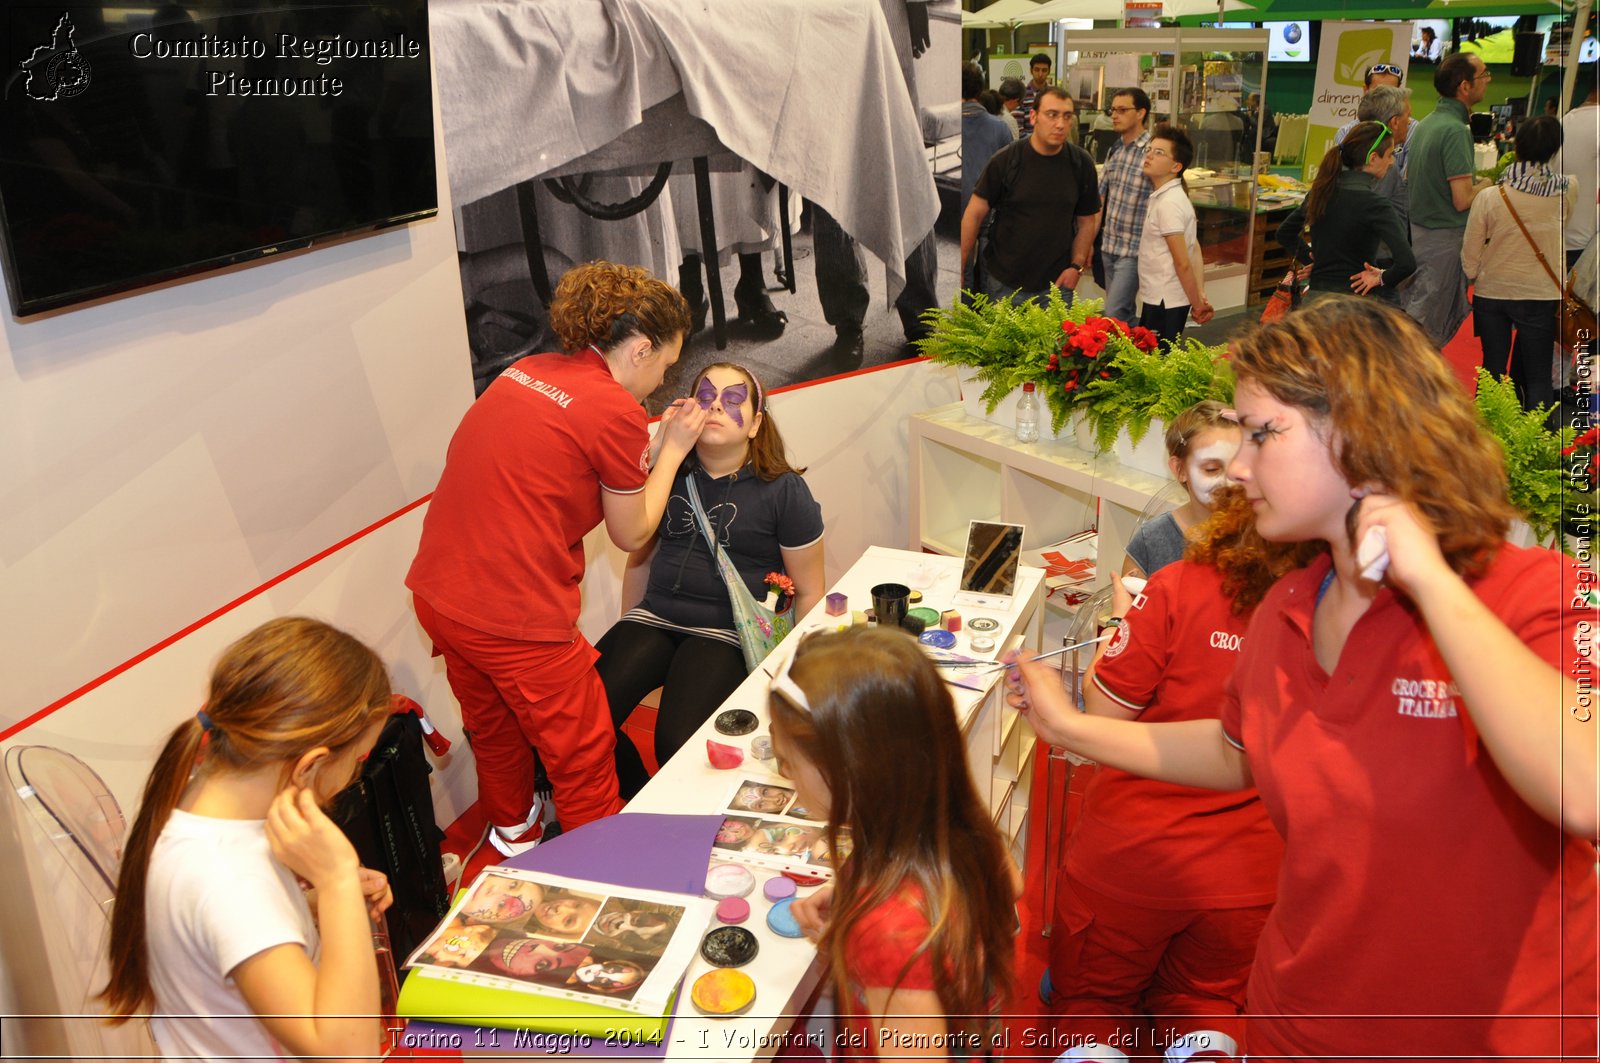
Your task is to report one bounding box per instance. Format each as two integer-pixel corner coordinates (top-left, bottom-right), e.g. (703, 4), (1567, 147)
(961, 0), (1058, 31)
(983, 0), (1259, 24)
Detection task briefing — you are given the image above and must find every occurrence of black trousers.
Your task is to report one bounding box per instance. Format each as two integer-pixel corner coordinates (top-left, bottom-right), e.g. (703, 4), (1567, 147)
(594, 620), (748, 799)
(1139, 300), (1191, 349)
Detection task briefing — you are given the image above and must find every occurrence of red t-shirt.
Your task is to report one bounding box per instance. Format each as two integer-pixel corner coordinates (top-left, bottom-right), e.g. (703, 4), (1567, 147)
(839, 887), (937, 1059)
(1220, 547), (1598, 1059)
(406, 350), (650, 641)
(1075, 561), (1282, 909)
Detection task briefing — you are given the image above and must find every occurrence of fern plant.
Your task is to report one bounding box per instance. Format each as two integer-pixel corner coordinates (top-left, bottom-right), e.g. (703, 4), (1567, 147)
(1080, 337), (1235, 451)
(918, 296), (1235, 443)
(1473, 369), (1573, 543)
(916, 289), (1076, 422)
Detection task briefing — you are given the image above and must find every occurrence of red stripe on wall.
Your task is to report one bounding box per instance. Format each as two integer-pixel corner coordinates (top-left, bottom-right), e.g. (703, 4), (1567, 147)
(7, 355), (931, 741)
(2, 493), (435, 743)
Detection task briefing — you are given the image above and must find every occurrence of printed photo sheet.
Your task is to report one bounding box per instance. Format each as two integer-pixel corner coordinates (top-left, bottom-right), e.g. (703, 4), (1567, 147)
(710, 772), (852, 878)
(404, 868), (715, 1014)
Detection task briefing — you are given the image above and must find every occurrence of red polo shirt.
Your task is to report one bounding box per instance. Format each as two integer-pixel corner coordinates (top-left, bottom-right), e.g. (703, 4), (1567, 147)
(407, 350), (649, 641)
(1077, 561), (1282, 908)
(1221, 547), (1598, 1059)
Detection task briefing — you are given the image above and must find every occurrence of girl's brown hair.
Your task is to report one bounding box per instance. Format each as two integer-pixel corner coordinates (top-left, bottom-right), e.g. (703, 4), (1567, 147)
(1304, 120), (1391, 229)
(1229, 296), (1515, 575)
(1164, 398), (1238, 460)
(100, 617), (391, 1021)
(1186, 485), (1325, 613)
(547, 260), (690, 354)
(690, 362), (806, 481)
(769, 629), (1014, 1032)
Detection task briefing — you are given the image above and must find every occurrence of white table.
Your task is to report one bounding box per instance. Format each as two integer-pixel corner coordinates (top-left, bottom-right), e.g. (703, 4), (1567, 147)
(624, 546), (1043, 1061)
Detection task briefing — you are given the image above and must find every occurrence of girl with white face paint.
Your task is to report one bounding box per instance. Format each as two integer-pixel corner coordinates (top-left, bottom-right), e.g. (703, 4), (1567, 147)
(1122, 400), (1242, 579)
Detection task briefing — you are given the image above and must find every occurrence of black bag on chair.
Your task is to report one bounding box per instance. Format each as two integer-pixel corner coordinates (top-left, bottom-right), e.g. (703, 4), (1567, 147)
(330, 708), (450, 969)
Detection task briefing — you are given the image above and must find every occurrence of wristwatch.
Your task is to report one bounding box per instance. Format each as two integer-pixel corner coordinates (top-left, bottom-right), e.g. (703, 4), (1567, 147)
(1066, 262), (1085, 273)
(1100, 616), (1126, 633)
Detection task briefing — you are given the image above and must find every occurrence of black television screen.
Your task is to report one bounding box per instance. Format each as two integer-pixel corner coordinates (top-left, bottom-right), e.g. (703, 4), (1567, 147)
(0, 2), (436, 317)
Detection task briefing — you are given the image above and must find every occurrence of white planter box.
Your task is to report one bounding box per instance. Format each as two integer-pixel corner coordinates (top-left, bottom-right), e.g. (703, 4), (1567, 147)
(955, 367), (1167, 469)
(956, 366), (1071, 441)
(1111, 418), (1170, 476)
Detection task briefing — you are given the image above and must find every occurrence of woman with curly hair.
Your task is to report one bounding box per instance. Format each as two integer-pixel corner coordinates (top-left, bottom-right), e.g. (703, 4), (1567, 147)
(1010, 296), (1596, 1061)
(1043, 486), (1318, 1059)
(407, 261), (704, 855)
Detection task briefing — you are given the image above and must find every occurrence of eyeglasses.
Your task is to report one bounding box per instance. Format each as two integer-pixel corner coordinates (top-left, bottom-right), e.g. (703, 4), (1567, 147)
(1146, 146), (1171, 158)
(1472, 70), (1494, 81)
(1106, 105), (1137, 115)
(1369, 63), (1404, 80)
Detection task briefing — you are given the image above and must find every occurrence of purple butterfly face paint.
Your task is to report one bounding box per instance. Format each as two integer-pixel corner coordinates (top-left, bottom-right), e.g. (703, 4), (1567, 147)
(695, 379), (751, 427)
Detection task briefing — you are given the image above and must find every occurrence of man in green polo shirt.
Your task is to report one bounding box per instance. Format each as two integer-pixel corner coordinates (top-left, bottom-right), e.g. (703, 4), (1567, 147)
(1399, 52), (1494, 346)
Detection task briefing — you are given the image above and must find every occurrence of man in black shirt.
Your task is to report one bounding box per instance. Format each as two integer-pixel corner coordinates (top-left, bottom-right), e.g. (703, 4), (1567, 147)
(960, 86), (1101, 307)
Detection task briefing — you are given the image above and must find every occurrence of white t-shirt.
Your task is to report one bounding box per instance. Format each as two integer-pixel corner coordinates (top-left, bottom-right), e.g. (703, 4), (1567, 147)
(146, 809), (317, 1061)
(1137, 180), (1200, 309)
(1561, 103), (1598, 252)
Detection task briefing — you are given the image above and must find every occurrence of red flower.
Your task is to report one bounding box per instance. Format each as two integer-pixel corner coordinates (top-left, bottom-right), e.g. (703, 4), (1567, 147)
(1563, 426), (1600, 454)
(1129, 326), (1159, 352)
(765, 572), (796, 597)
(1063, 380), (1077, 391)
(1099, 370), (1111, 378)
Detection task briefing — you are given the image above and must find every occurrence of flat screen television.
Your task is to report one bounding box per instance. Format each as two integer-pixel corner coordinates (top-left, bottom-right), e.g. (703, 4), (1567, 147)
(1262, 21), (1312, 64)
(0, 2), (436, 317)
(1453, 15), (1523, 64)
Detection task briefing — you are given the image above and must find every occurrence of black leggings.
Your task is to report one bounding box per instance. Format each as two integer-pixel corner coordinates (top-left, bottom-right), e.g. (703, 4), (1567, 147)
(594, 621), (748, 799)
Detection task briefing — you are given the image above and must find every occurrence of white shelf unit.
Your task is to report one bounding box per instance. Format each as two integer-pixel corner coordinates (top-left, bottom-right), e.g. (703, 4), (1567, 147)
(909, 402), (1177, 587)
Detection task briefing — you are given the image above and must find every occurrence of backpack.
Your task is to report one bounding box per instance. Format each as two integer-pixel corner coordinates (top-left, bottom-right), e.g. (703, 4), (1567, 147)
(330, 700), (450, 968)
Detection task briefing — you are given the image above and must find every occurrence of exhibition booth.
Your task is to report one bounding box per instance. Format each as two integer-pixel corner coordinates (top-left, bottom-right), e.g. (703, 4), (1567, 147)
(0, 0), (1593, 1059)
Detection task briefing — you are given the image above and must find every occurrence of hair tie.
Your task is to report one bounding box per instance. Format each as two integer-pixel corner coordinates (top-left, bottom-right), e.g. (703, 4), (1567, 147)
(196, 710), (216, 733)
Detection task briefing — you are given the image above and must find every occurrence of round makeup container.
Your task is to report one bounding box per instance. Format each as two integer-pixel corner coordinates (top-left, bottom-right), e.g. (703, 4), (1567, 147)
(700, 925), (759, 968)
(691, 969), (757, 1017)
(714, 709), (759, 736)
(705, 862), (757, 900)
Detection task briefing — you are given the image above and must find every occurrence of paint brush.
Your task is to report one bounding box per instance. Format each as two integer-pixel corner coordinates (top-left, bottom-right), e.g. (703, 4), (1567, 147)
(935, 633), (1112, 673)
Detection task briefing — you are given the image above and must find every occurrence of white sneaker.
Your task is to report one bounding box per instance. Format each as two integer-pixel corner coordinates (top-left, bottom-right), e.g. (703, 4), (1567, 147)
(488, 827), (541, 858)
(487, 796), (546, 858)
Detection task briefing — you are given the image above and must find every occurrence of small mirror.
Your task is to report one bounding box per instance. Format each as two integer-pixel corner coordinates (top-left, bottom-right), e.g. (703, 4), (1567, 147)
(956, 521), (1025, 608)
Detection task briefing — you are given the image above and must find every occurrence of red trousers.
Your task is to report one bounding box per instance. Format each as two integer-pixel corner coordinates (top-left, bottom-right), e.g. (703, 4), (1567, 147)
(1047, 877), (1267, 1060)
(414, 597), (623, 834)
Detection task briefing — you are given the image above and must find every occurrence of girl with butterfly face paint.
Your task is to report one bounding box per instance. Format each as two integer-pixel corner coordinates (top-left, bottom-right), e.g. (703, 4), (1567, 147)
(595, 363), (826, 798)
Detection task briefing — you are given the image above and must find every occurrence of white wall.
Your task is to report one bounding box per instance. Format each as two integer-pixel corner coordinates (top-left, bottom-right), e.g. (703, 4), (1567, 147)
(0, 65), (475, 1056)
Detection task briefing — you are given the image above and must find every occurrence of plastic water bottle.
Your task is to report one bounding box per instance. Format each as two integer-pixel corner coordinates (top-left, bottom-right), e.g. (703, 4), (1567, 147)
(1015, 382), (1040, 443)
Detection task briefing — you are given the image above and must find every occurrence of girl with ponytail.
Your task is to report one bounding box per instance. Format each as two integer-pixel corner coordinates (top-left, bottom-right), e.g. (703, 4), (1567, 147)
(1276, 120), (1416, 299)
(101, 617), (394, 1061)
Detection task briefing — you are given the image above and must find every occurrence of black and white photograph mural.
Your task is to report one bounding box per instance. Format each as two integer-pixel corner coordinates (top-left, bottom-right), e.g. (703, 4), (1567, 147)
(431, 0), (962, 408)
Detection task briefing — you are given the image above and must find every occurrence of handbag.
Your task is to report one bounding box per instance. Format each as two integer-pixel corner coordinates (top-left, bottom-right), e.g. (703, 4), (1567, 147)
(685, 476), (792, 672)
(1260, 259), (1302, 323)
(1498, 186), (1597, 354)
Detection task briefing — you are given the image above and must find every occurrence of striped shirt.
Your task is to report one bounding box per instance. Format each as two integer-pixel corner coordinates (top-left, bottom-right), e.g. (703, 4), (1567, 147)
(1099, 130), (1153, 257)
(620, 607), (741, 649)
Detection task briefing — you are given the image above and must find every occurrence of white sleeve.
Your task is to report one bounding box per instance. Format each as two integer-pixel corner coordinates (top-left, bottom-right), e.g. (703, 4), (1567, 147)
(1155, 193), (1187, 237)
(192, 860), (314, 979)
